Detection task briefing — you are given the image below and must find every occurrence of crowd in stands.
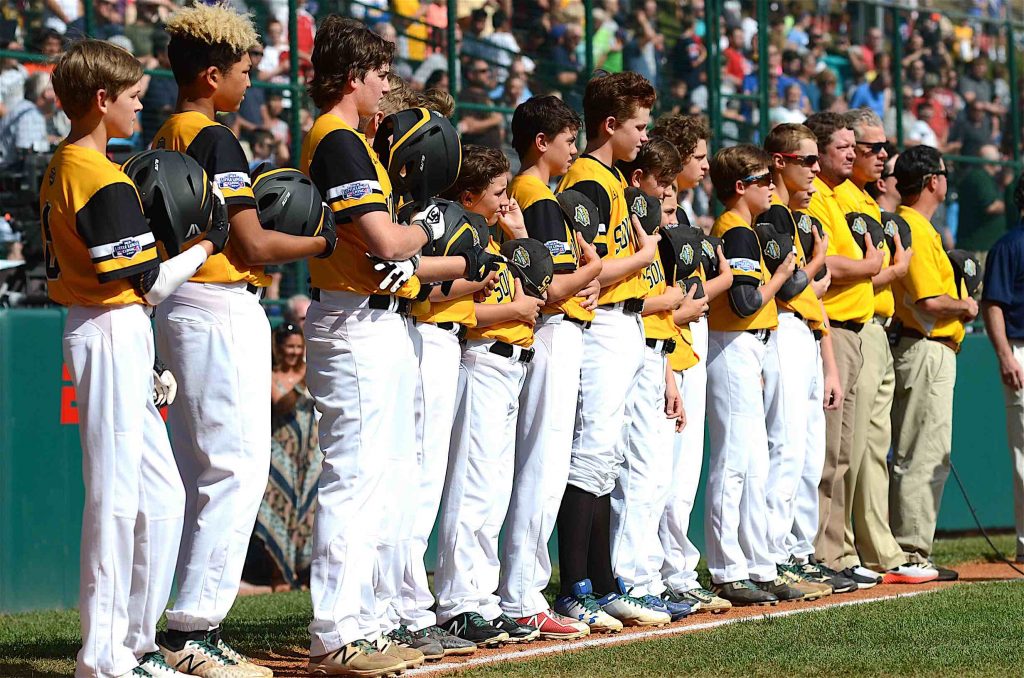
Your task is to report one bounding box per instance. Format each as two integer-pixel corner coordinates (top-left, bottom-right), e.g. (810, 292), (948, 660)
(2, 0), (1024, 282)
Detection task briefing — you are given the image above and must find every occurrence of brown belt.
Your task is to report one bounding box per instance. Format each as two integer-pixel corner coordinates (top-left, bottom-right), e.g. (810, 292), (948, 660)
(899, 327), (961, 354)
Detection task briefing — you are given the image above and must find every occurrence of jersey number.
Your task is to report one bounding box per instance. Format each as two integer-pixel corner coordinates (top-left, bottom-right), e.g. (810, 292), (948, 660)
(493, 268), (513, 304)
(643, 260), (665, 288)
(613, 220), (630, 253)
(41, 203), (61, 281)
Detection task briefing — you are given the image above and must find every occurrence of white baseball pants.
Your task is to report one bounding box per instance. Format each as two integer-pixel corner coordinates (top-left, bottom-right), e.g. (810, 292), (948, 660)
(65, 304), (184, 678)
(704, 329), (781, 584)
(304, 292), (418, 654)
(658, 317), (708, 594)
(435, 341), (527, 623)
(569, 307), (645, 497)
(611, 343), (673, 596)
(396, 322), (463, 632)
(155, 281), (270, 632)
(766, 314), (819, 564)
(498, 316), (583, 617)
(787, 340), (826, 561)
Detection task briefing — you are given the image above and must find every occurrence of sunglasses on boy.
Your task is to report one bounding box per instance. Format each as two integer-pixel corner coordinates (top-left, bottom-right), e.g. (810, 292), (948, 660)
(776, 152), (819, 168)
(740, 171), (773, 187)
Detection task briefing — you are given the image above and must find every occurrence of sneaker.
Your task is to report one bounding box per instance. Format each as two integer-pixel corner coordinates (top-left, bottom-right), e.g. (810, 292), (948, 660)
(665, 587), (732, 614)
(883, 563), (940, 585)
(778, 563), (831, 601)
(438, 611), (509, 647)
(597, 578), (671, 626)
(712, 580), (778, 607)
(414, 626), (476, 657)
(373, 637), (424, 670)
(388, 625), (443, 662)
(489, 613), (539, 643)
(553, 579), (624, 634)
(308, 639), (406, 677)
(158, 635), (259, 677)
(132, 652), (190, 677)
(931, 564), (959, 581)
(641, 593), (691, 621)
(207, 630), (273, 677)
(798, 556), (857, 594)
(516, 609), (589, 641)
(753, 576), (805, 602)
(840, 566), (881, 589)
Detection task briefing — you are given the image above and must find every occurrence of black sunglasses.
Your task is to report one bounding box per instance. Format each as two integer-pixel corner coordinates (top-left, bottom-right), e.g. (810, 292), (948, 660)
(856, 140), (887, 155)
(926, 168), (948, 179)
(777, 152), (819, 168)
(740, 171), (773, 187)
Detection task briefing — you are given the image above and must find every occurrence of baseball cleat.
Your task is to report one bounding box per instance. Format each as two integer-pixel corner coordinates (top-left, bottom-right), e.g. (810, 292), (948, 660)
(207, 630), (273, 677)
(129, 651), (191, 676)
(597, 578), (671, 627)
(553, 579), (623, 634)
(645, 593), (692, 621)
(778, 563), (832, 600)
(409, 626), (475, 657)
(373, 637), (424, 670)
(308, 639), (406, 677)
(158, 635), (264, 677)
(883, 563), (940, 585)
(712, 579), (779, 607)
(797, 556), (858, 594)
(438, 612), (510, 647)
(665, 587), (732, 614)
(488, 614), (539, 643)
(387, 625), (443, 662)
(515, 609), (590, 640)
(930, 564), (959, 581)
(840, 566), (882, 589)
(754, 575), (809, 602)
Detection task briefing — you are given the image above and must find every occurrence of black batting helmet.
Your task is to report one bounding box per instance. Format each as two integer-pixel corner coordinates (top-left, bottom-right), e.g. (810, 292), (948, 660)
(373, 108), (462, 208)
(122, 149), (213, 257)
(252, 168), (331, 238)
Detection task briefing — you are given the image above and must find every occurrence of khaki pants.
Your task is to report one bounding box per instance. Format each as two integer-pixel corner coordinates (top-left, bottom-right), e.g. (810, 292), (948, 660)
(815, 326), (862, 569)
(890, 337), (957, 564)
(1001, 341), (1024, 561)
(842, 322), (904, 571)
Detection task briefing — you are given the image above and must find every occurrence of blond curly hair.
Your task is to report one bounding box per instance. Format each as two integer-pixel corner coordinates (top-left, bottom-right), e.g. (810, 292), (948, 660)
(165, 2), (258, 84)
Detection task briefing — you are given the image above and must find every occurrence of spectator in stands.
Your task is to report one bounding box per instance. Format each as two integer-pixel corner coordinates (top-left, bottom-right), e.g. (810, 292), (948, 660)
(123, 0), (174, 60)
(25, 29), (63, 75)
(265, 92), (291, 165)
(424, 68), (449, 92)
(948, 99), (996, 158)
(139, 32), (176, 146)
(551, 23), (583, 110)
(0, 42), (27, 114)
(233, 46), (270, 141)
(249, 129), (277, 172)
(284, 294), (311, 328)
(906, 100), (940, 148)
(457, 58), (503, 148)
(786, 11), (814, 52)
(487, 10), (522, 82)
(261, 18), (287, 79)
(722, 25), (751, 87)
(244, 323), (321, 593)
(623, 0), (661, 87)
(461, 8), (491, 62)
(670, 14), (705, 93)
(961, 55), (1004, 117)
(769, 81), (808, 126)
(43, 0), (82, 35)
(0, 72), (54, 169)
(957, 144), (1007, 255)
(905, 59), (926, 99)
(849, 70), (890, 120)
(91, 0), (126, 40)
(592, 4), (623, 72)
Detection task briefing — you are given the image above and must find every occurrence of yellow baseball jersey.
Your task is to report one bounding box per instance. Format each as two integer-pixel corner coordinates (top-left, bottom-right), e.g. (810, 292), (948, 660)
(833, 179), (894, 318)
(807, 176), (874, 324)
(40, 143), (159, 307)
(557, 155), (644, 305)
(152, 111), (269, 287)
(641, 249), (676, 340)
(756, 195), (824, 329)
(669, 325), (699, 372)
(511, 174), (594, 322)
(301, 113), (421, 299)
(892, 206), (966, 344)
(412, 294), (477, 327)
(466, 238), (534, 347)
(708, 210), (778, 332)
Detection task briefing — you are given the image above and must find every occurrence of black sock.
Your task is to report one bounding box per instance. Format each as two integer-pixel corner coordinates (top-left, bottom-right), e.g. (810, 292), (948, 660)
(159, 628), (209, 652)
(556, 484), (596, 595)
(588, 492), (616, 596)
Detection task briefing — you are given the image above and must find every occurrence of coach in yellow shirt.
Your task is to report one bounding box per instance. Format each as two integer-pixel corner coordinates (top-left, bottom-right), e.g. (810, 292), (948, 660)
(890, 145), (977, 573)
(802, 112), (883, 580)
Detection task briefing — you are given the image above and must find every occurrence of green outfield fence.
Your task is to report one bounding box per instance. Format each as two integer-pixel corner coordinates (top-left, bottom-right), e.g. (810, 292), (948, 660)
(0, 309), (1015, 613)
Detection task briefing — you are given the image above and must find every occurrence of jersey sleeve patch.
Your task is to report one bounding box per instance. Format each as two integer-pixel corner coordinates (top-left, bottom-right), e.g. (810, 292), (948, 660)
(189, 125), (256, 206)
(722, 227), (763, 282)
(312, 129), (389, 221)
(77, 182), (159, 283)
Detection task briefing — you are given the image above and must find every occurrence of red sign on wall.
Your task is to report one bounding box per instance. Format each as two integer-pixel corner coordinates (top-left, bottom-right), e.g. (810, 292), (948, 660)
(60, 363), (168, 424)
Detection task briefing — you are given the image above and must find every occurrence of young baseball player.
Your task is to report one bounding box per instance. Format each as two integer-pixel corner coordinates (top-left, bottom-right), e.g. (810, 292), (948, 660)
(434, 146), (548, 646)
(553, 71), (669, 627)
(611, 139), (694, 621)
(495, 95), (604, 640)
(802, 112), (883, 590)
(300, 17), (453, 676)
(45, 39), (228, 678)
(151, 5), (335, 675)
(648, 115), (733, 613)
(833, 109), (934, 585)
(704, 145), (797, 606)
(758, 124), (835, 600)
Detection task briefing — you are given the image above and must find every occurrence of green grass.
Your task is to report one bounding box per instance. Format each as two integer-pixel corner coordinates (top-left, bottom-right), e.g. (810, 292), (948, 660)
(0, 533), (1018, 677)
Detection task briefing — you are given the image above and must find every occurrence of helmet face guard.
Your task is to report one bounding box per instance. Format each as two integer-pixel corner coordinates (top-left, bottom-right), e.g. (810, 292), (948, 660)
(373, 107), (462, 209)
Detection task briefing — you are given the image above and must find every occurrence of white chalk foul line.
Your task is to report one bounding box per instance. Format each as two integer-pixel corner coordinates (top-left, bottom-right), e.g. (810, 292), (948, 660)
(407, 589), (940, 676)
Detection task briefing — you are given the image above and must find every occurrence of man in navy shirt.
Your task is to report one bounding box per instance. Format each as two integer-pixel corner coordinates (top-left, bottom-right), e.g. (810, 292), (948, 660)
(981, 173), (1024, 565)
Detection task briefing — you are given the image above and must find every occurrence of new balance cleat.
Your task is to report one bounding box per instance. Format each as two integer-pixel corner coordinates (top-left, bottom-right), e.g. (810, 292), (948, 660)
(131, 652), (190, 677)
(712, 579), (778, 607)
(308, 639), (406, 677)
(488, 614), (539, 643)
(207, 630), (272, 677)
(158, 635), (263, 677)
(553, 579), (623, 633)
(411, 626), (475, 657)
(515, 609), (590, 640)
(373, 637), (424, 670)
(665, 587), (732, 614)
(438, 612), (509, 647)
(797, 556), (857, 594)
(387, 625), (442, 662)
(754, 576), (806, 602)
